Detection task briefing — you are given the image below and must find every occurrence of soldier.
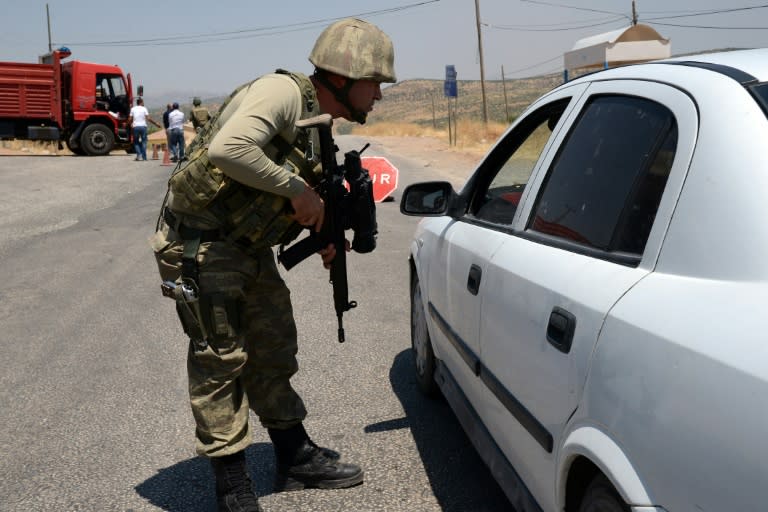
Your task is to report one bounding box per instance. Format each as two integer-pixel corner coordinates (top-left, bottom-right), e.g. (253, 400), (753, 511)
(189, 96), (211, 133)
(149, 18), (395, 512)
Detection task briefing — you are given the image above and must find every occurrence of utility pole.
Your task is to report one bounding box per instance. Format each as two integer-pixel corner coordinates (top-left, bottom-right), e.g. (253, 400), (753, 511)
(430, 91), (436, 129)
(474, 0), (488, 126)
(46, 4), (52, 52)
(501, 65), (509, 123)
(631, 1), (638, 25)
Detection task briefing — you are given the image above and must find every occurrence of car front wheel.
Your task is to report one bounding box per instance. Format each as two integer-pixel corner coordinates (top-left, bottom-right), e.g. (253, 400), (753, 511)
(411, 272), (439, 397)
(579, 474), (630, 512)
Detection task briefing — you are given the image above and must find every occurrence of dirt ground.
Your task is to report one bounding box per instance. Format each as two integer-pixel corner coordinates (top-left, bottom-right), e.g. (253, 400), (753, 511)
(368, 134), (485, 169)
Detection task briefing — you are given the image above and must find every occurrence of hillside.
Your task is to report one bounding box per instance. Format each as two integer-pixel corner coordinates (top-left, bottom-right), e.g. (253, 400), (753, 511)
(336, 74), (563, 134)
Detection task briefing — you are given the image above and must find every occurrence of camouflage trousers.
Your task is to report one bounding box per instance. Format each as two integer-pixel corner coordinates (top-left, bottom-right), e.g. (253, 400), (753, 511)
(151, 225), (307, 457)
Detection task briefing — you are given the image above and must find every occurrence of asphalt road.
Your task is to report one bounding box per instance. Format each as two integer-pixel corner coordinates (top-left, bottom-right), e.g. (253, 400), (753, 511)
(0, 137), (512, 512)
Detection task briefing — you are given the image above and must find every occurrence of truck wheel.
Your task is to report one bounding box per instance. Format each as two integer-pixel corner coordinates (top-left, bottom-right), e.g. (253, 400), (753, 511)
(80, 124), (114, 156)
(411, 272), (440, 397)
(579, 475), (630, 512)
(66, 134), (86, 156)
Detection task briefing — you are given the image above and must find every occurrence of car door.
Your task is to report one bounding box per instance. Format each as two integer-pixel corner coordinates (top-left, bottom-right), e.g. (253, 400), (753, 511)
(424, 84), (588, 419)
(475, 80), (698, 508)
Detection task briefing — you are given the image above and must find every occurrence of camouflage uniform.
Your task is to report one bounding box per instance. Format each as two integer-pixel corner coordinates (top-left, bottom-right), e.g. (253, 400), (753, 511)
(190, 103), (211, 132)
(150, 18), (396, 509)
(152, 224), (306, 455)
(151, 72), (318, 457)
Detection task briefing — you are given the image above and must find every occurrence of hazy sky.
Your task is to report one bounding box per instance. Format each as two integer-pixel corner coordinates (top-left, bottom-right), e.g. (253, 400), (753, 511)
(2, 0), (767, 100)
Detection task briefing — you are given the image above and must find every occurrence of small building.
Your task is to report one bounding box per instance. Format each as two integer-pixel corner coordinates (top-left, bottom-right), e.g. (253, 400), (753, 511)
(563, 23), (671, 81)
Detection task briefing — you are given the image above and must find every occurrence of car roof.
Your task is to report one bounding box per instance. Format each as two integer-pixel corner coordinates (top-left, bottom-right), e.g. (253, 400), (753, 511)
(662, 48), (768, 81)
(567, 47), (768, 85)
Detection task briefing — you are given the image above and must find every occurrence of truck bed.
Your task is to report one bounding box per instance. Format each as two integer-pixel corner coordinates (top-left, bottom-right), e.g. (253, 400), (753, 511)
(0, 61), (57, 121)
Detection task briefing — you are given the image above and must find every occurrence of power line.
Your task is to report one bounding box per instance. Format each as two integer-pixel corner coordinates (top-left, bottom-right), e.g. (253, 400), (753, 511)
(502, 54), (563, 75)
(649, 21), (768, 30)
(485, 16), (626, 32)
(644, 4), (768, 21)
(519, 0), (630, 20)
(54, 0), (439, 47)
(484, 14), (621, 29)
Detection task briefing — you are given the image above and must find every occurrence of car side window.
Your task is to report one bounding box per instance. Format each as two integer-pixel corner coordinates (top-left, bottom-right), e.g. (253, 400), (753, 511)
(528, 94), (677, 256)
(471, 99), (569, 224)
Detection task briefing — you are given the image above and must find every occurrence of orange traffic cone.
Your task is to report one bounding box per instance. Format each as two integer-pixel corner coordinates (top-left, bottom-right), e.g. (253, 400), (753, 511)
(151, 144), (159, 160)
(161, 144), (172, 166)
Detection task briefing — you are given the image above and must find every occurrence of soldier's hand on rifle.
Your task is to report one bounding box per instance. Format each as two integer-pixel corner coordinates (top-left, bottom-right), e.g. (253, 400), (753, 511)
(290, 185), (325, 232)
(318, 240), (351, 269)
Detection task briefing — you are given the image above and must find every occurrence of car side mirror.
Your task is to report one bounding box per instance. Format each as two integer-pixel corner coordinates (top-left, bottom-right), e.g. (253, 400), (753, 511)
(400, 181), (464, 218)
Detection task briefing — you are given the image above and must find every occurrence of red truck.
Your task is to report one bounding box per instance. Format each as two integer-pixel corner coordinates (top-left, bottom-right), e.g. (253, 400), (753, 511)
(0, 47), (140, 156)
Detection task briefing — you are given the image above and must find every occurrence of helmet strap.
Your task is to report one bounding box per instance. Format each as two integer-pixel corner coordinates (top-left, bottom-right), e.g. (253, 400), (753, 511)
(314, 71), (368, 124)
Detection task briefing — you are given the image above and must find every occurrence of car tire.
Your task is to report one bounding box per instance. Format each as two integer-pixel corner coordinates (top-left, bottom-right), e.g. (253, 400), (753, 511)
(80, 124), (114, 156)
(411, 272), (440, 397)
(579, 474), (630, 512)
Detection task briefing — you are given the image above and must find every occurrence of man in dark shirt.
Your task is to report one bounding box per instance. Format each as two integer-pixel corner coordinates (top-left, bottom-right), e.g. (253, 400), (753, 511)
(162, 104), (172, 154)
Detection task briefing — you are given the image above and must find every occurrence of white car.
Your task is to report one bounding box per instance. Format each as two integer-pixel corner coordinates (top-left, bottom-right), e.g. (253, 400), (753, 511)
(401, 48), (768, 512)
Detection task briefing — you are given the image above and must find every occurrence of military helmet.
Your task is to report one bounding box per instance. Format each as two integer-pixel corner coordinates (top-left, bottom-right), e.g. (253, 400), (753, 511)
(192, 97), (202, 106)
(309, 18), (396, 83)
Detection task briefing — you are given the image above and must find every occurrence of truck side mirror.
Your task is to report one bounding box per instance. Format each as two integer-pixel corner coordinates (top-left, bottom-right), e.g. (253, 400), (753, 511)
(137, 85), (144, 97)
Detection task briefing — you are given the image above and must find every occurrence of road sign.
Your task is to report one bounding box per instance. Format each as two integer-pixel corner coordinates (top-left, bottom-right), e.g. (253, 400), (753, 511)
(361, 156), (399, 203)
(444, 79), (457, 98)
(444, 64), (458, 98)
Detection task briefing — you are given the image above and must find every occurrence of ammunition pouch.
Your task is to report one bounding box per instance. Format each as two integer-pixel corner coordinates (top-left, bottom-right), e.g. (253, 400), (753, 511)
(168, 145), (229, 212)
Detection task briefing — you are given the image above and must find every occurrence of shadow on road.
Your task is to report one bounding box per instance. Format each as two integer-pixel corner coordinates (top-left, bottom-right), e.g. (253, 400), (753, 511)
(135, 443), (275, 512)
(368, 349), (512, 512)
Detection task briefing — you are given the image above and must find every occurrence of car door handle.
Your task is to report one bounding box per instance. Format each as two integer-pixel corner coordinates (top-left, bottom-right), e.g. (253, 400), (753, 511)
(547, 307), (576, 354)
(467, 264), (482, 295)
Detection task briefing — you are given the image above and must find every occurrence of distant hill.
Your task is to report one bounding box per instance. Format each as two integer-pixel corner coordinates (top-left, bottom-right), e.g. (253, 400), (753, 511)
(336, 74), (563, 134)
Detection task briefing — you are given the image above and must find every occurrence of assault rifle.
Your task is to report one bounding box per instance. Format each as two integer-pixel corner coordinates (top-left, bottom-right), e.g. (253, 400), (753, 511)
(277, 114), (377, 343)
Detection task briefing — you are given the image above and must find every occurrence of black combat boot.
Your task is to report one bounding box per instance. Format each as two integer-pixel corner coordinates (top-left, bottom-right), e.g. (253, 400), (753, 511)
(210, 451), (263, 512)
(268, 423), (364, 491)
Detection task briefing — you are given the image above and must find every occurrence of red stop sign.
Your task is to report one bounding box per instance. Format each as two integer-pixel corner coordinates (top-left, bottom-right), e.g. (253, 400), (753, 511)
(361, 156), (399, 203)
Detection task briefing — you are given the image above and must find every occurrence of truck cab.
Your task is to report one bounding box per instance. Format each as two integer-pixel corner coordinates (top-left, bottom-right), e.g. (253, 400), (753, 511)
(58, 55), (134, 155)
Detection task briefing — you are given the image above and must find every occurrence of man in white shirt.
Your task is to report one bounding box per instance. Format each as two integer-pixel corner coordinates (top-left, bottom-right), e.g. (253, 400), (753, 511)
(128, 98), (160, 161)
(168, 102), (186, 162)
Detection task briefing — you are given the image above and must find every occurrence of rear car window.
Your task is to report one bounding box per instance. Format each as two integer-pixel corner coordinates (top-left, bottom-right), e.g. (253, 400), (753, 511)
(528, 94), (677, 257)
(749, 83), (768, 118)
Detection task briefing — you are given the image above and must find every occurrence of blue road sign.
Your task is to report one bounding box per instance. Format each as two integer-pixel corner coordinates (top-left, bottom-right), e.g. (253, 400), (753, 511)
(444, 80), (457, 97)
(445, 65), (457, 97)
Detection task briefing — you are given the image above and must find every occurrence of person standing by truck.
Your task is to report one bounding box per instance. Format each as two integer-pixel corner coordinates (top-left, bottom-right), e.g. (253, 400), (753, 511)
(162, 103), (173, 154)
(128, 97), (160, 161)
(167, 102), (186, 162)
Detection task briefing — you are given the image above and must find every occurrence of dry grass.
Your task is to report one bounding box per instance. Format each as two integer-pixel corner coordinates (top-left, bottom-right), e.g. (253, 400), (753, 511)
(0, 139), (71, 155)
(351, 118), (509, 156)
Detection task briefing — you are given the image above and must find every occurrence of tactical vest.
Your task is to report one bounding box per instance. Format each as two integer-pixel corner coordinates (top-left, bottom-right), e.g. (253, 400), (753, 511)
(167, 70), (320, 249)
(190, 106), (211, 128)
